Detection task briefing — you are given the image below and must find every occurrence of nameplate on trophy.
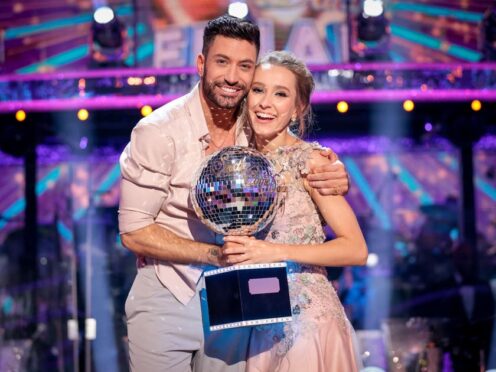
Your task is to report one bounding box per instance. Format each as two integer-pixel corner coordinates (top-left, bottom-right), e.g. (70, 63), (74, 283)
(204, 263), (292, 331)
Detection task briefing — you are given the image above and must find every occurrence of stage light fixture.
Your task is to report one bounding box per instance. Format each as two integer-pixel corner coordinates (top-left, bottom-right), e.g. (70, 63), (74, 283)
(228, 2), (249, 19)
(403, 100), (414, 112)
(337, 101), (349, 113)
(354, 0), (390, 61)
(15, 110), (26, 122)
(471, 99), (482, 111)
(140, 105), (153, 117)
(78, 109), (89, 121)
(357, 11), (388, 42)
(90, 6), (128, 68)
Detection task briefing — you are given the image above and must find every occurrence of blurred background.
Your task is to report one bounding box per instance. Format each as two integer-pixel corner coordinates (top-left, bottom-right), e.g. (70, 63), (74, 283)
(0, 0), (495, 371)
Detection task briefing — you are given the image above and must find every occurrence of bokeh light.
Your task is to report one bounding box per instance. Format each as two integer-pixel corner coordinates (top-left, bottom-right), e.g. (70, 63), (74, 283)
(403, 100), (414, 112)
(15, 110), (26, 122)
(471, 99), (482, 112)
(77, 109), (89, 121)
(140, 105), (153, 117)
(337, 101), (349, 113)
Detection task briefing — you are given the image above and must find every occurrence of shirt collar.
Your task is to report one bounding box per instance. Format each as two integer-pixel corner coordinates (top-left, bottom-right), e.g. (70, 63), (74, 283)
(186, 83), (210, 142)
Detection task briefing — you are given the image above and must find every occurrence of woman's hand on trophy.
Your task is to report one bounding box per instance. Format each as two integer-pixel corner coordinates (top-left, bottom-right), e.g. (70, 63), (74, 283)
(222, 236), (283, 265)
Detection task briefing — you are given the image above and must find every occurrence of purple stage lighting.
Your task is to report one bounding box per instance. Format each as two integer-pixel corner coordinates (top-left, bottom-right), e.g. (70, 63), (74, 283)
(79, 137), (88, 149)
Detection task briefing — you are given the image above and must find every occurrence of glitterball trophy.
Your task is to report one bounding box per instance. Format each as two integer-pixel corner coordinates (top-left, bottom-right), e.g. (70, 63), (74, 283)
(191, 146), (292, 331)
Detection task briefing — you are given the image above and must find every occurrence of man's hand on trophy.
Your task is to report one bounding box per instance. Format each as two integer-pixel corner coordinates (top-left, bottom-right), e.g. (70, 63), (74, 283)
(222, 236), (282, 265)
(307, 148), (350, 196)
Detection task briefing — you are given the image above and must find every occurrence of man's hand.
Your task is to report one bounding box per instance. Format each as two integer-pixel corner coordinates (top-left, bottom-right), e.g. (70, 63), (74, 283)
(207, 246), (229, 267)
(307, 148), (350, 196)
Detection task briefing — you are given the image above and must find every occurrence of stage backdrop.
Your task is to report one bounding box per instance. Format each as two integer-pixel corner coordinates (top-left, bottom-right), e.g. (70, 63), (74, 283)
(0, 0), (494, 73)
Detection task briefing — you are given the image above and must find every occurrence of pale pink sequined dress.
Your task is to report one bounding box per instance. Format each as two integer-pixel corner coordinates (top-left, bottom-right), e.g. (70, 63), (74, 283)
(247, 142), (362, 372)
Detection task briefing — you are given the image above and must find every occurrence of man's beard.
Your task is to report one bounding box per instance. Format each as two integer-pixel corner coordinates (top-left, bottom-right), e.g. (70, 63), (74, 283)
(202, 69), (247, 109)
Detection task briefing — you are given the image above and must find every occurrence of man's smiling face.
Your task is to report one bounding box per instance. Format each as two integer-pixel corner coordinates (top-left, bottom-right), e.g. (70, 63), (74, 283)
(198, 35), (257, 109)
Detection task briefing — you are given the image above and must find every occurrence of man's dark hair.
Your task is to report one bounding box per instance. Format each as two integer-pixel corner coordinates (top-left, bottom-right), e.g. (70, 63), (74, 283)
(202, 15), (260, 57)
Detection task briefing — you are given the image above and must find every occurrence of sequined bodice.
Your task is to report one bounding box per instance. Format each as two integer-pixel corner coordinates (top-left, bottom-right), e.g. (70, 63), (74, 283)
(259, 142), (348, 331)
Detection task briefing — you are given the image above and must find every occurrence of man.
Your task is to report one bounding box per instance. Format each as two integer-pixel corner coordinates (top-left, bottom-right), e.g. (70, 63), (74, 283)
(119, 15), (349, 372)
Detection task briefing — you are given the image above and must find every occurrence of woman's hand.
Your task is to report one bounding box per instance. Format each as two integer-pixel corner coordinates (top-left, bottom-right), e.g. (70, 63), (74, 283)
(222, 236), (284, 265)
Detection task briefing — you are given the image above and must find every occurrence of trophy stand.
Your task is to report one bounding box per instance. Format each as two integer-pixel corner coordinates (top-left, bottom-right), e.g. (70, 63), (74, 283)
(204, 262), (292, 331)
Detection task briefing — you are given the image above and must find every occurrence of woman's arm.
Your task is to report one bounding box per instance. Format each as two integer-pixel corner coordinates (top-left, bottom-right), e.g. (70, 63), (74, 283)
(223, 150), (367, 266)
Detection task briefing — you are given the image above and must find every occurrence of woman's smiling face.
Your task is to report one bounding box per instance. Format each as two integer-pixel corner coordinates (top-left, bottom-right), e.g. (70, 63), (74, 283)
(247, 63), (299, 144)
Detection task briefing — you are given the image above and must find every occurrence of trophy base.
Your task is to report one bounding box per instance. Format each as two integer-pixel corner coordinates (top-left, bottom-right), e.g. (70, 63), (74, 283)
(204, 263), (292, 331)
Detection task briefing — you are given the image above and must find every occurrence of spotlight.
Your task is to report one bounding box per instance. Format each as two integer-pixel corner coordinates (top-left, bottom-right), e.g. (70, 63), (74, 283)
(337, 101), (349, 113)
(93, 6), (115, 24)
(78, 109), (89, 121)
(228, 2), (249, 19)
(424, 122), (433, 132)
(15, 110), (26, 122)
(140, 105), (153, 117)
(403, 100), (414, 112)
(90, 7), (129, 68)
(471, 99), (482, 111)
(363, 0), (384, 17)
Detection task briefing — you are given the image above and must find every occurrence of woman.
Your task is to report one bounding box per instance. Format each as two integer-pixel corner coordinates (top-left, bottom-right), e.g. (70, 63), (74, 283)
(222, 51), (368, 371)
